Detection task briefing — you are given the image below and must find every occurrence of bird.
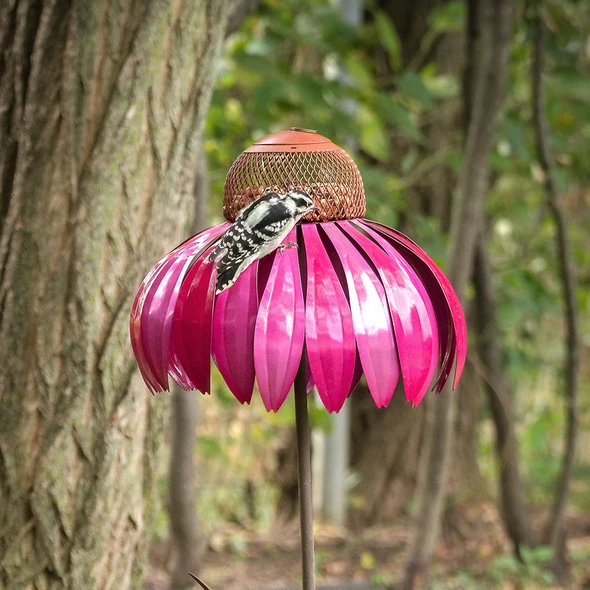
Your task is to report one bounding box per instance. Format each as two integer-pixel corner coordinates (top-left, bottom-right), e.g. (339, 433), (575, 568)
(209, 190), (317, 294)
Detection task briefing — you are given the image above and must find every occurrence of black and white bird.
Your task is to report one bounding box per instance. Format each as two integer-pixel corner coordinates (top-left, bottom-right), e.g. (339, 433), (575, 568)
(209, 190), (317, 294)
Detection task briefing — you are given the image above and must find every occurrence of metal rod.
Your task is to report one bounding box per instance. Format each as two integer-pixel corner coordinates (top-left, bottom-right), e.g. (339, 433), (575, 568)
(294, 363), (316, 590)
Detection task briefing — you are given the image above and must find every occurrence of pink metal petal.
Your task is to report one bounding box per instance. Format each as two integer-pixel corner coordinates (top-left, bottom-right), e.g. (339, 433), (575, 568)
(301, 224), (356, 413)
(142, 254), (184, 390)
(130, 256), (170, 392)
(361, 220), (467, 390)
(212, 261), (258, 404)
(340, 221), (438, 407)
(171, 250), (217, 394)
(322, 223), (399, 408)
(165, 225), (229, 389)
(144, 224), (228, 390)
(257, 250), (277, 301)
(254, 230), (305, 412)
(169, 260), (205, 392)
(130, 224), (229, 391)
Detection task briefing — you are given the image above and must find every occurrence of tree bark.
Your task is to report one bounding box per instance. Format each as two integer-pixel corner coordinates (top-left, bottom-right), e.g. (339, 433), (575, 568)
(531, 7), (580, 580)
(402, 0), (513, 586)
(0, 1), (230, 588)
(276, 427), (300, 523)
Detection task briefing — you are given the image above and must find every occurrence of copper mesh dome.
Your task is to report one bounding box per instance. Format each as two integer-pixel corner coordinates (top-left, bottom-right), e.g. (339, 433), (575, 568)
(223, 128), (366, 222)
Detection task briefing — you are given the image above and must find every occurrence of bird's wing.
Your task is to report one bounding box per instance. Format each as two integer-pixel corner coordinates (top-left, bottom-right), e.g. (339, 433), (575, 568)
(236, 192), (281, 223)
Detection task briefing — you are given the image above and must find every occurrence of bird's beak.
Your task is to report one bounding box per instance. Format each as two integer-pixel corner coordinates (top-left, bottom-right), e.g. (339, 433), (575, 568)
(310, 205), (319, 212)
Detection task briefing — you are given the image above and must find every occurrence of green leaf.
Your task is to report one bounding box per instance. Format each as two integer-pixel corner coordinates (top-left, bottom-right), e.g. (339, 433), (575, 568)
(374, 11), (402, 72)
(375, 93), (423, 141)
(344, 53), (375, 92)
(396, 71), (435, 109)
(359, 106), (390, 162)
(198, 435), (223, 458)
(428, 1), (465, 33)
(501, 116), (529, 158)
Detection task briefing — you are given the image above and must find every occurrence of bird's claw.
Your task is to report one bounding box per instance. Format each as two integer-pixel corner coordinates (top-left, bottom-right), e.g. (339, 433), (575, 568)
(278, 242), (298, 254)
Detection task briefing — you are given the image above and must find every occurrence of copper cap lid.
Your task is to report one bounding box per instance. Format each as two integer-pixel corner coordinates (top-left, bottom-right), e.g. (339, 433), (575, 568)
(223, 128), (366, 222)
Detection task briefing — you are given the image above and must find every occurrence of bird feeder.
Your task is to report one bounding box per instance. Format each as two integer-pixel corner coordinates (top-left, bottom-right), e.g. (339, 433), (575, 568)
(130, 128), (467, 590)
(223, 128), (366, 222)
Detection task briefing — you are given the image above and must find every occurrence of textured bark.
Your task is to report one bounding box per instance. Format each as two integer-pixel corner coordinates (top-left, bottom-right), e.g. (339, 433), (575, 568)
(0, 1), (230, 589)
(473, 236), (536, 555)
(402, 0), (513, 586)
(531, 8), (580, 580)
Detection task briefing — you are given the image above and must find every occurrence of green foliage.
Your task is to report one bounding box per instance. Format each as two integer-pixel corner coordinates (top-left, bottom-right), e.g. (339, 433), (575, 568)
(428, 2), (465, 34)
(205, 0), (445, 217)
(373, 10), (402, 72)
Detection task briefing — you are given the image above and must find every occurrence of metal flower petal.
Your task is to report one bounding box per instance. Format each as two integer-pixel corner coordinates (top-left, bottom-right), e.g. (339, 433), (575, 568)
(322, 223), (399, 408)
(359, 220), (467, 391)
(212, 261), (258, 404)
(254, 229), (305, 412)
(131, 217), (466, 412)
(130, 223), (229, 391)
(301, 223), (356, 413)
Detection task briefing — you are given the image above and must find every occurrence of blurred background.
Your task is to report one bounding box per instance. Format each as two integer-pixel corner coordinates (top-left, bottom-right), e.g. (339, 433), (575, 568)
(1, 0), (589, 589)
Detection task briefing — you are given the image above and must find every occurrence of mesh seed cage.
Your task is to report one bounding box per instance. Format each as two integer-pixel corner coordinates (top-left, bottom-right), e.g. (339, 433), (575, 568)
(223, 128), (366, 223)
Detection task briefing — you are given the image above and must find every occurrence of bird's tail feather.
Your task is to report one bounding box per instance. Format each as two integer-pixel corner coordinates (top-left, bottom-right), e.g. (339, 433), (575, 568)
(216, 265), (242, 294)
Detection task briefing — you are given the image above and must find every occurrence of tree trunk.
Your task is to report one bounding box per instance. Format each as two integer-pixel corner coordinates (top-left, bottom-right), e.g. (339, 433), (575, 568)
(168, 143), (210, 589)
(0, 2), (230, 588)
(464, 0), (534, 559)
(350, 385), (426, 527)
(402, 0), (513, 585)
(349, 0), (483, 527)
(473, 235), (536, 554)
(531, 7), (580, 580)
(276, 427), (300, 523)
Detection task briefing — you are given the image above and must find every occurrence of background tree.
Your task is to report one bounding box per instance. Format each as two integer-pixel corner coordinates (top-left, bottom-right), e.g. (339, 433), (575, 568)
(198, 0), (590, 537)
(350, 0), (486, 526)
(531, 3), (580, 579)
(166, 6), (262, 587)
(0, 1), (231, 588)
(469, 0), (535, 558)
(402, 0), (513, 584)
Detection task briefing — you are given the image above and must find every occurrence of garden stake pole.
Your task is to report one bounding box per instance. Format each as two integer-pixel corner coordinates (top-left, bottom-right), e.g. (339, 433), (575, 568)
(294, 362), (316, 590)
